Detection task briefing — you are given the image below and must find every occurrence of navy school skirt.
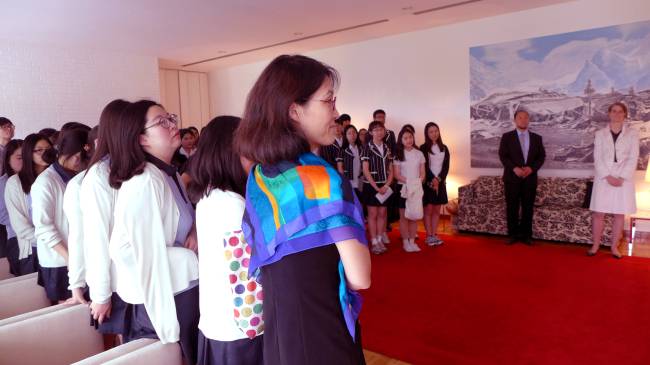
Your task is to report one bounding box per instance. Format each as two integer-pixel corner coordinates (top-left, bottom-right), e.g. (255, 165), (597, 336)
(359, 182), (390, 207)
(125, 285), (200, 365)
(88, 291), (130, 335)
(198, 330), (263, 365)
(37, 266), (72, 301)
(6, 238), (38, 276)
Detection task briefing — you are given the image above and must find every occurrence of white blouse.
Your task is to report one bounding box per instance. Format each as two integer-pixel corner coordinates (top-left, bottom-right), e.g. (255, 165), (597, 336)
(64, 173), (86, 290)
(32, 166), (70, 268)
(394, 148), (425, 185)
(196, 189), (249, 342)
(429, 145), (446, 176)
(80, 160), (119, 304)
(110, 162), (198, 344)
(5, 174), (35, 260)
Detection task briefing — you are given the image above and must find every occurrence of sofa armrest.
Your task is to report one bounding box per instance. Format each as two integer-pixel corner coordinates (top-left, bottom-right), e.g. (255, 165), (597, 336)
(458, 184), (474, 206)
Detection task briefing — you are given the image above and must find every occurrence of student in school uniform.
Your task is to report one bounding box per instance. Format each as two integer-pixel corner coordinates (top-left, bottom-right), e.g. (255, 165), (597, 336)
(360, 121), (394, 255)
(109, 100), (199, 365)
(64, 126), (98, 306)
(420, 122), (450, 246)
(318, 117), (343, 168)
(179, 128), (195, 159)
(337, 124), (363, 197)
(31, 129), (88, 302)
(1, 139), (23, 274)
(6, 134), (52, 276)
(393, 127), (425, 253)
(0, 118), (15, 259)
(373, 109), (397, 233)
(187, 116), (264, 365)
(81, 99), (131, 341)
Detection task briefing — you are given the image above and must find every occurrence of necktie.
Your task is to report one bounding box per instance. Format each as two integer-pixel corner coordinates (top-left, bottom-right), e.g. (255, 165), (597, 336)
(519, 133), (527, 164)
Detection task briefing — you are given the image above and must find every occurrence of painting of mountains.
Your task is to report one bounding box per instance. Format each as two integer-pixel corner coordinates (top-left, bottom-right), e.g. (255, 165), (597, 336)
(470, 20), (650, 170)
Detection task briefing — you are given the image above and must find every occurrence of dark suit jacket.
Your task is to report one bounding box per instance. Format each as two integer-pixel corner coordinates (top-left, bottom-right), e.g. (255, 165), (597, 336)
(498, 129), (545, 187)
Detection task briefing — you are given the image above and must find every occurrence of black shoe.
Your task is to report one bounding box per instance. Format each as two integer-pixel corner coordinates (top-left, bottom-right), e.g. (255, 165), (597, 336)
(586, 251), (596, 257)
(613, 253), (622, 259)
(522, 237), (535, 246)
(505, 237), (516, 245)
(386, 225), (393, 232)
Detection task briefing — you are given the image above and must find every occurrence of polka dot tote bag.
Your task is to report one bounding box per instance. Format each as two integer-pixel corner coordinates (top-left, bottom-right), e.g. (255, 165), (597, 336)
(224, 229), (264, 339)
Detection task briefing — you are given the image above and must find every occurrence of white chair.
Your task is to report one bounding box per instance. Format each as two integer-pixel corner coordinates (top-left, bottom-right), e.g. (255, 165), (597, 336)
(0, 304), (104, 365)
(73, 338), (183, 365)
(0, 272), (50, 320)
(0, 257), (13, 280)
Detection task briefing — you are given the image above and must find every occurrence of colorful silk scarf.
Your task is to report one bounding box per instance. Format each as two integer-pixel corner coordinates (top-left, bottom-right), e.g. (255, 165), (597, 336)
(242, 152), (368, 341)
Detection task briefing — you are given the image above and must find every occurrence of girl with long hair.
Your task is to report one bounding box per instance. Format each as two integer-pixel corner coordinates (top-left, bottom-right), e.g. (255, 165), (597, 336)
(5, 134), (52, 275)
(234, 54), (370, 365)
(1, 139), (23, 275)
(420, 122), (450, 246)
(108, 100), (199, 364)
(32, 129), (88, 302)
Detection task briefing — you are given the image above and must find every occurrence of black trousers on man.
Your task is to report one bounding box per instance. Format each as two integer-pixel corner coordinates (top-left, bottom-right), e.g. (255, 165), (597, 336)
(504, 182), (537, 239)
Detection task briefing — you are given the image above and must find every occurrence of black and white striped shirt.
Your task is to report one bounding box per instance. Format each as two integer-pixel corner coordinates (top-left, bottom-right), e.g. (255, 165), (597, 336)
(318, 138), (341, 168)
(336, 145), (361, 181)
(361, 141), (393, 184)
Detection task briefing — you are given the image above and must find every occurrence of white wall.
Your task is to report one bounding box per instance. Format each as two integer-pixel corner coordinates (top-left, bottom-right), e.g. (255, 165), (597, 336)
(208, 0), (650, 208)
(0, 38), (160, 137)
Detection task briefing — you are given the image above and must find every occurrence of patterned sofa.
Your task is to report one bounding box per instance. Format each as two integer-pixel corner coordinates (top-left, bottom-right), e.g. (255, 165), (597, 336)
(457, 176), (614, 245)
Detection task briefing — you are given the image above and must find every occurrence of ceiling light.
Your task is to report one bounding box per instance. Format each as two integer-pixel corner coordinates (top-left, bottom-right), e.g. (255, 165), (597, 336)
(295, 32), (302, 35)
(403, 7), (412, 10)
(217, 51), (226, 54)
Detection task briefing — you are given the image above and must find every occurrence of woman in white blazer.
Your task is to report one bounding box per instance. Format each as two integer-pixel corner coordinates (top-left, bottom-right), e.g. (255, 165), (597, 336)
(588, 102), (639, 259)
(1, 139), (23, 275)
(32, 129), (89, 302)
(80, 99), (131, 339)
(108, 100), (199, 364)
(5, 134), (52, 276)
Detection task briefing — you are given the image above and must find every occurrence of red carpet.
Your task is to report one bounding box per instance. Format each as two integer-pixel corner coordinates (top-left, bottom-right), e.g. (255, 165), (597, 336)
(359, 231), (650, 365)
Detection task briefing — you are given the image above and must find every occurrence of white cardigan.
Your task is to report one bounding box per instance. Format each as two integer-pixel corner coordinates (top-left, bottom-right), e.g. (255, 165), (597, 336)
(110, 162), (198, 344)
(63, 172), (86, 289)
(4, 174), (34, 260)
(80, 160), (119, 304)
(31, 166), (69, 268)
(593, 125), (639, 180)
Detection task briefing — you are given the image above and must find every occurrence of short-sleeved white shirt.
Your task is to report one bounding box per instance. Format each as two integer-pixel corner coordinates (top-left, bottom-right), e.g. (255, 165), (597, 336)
(394, 148), (425, 185)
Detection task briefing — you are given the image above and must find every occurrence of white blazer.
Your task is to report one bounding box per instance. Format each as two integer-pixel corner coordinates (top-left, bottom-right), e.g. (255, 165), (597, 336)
(80, 160), (119, 304)
(31, 166), (69, 268)
(4, 174), (35, 260)
(110, 162), (198, 344)
(593, 125), (639, 181)
(63, 172), (85, 290)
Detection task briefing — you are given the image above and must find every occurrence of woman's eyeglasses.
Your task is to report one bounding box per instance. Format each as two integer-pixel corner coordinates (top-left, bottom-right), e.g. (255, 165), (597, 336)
(142, 114), (179, 132)
(33, 146), (51, 155)
(301, 97), (337, 111)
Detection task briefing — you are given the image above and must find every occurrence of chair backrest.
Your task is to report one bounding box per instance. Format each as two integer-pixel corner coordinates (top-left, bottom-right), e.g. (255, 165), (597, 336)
(102, 341), (182, 365)
(0, 257), (13, 280)
(0, 273), (50, 320)
(0, 304), (104, 365)
(0, 303), (70, 328)
(0, 271), (37, 286)
(72, 338), (159, 365)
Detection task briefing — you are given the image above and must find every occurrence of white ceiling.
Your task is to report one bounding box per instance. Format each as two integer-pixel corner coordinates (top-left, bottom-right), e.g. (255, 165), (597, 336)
(0, 0), (576, 72)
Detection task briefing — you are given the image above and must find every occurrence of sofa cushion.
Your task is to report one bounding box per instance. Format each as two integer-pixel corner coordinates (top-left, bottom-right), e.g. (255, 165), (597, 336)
(473, 176), (504, 203)
(534, 178), (554, 206)
(534, 205), (614, 225)
(550, 178), (588, 207)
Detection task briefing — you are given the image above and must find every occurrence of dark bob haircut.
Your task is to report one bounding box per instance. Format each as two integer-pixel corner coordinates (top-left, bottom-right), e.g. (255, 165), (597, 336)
(85, 99), (131, 177)
(18, 134), (52, 194)
(234, 54), (340, 166)
(393, 127), (415, 162)
(1, 139), (23, 177)
(42, 129), (89, 172)
(340, 124), (360, 151)
(180, 128), (193, 140)
(38, 128), (56, 138)
(187, 116), (248, 203)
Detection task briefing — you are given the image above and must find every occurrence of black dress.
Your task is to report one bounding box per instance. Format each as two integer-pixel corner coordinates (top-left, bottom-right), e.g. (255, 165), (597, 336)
(260, 244), (365, 365)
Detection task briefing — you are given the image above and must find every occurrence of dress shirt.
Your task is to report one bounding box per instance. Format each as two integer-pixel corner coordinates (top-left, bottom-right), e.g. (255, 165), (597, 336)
(517, 129), (530, 164)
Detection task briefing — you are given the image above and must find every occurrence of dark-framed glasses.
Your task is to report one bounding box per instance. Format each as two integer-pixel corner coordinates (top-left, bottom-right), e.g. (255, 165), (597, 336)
(143, 114), (179, 132)
(33, 146), (51, 155)
(301, 97), (337, 111)
(0, 124), (15, 131)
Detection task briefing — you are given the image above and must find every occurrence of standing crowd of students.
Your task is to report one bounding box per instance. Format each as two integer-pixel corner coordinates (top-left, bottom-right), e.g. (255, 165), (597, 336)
(318, 110), (450, 255)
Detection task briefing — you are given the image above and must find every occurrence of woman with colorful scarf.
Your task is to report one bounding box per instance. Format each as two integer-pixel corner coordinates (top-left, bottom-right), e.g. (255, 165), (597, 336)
(235, 54), (371, 365)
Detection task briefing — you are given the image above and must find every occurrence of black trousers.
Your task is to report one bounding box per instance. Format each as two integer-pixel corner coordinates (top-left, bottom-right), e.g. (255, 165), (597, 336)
(504, 182), (537, 239)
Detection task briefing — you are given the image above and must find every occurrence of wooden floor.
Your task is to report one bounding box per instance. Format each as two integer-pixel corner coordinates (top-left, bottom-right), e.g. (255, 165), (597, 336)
(362, 218), (650, 365)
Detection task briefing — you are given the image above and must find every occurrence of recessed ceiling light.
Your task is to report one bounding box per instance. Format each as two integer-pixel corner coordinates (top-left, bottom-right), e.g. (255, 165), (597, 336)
(403, 7), (412, 10)
(295, 32), (302, 35)
(217, 51), (226, 54)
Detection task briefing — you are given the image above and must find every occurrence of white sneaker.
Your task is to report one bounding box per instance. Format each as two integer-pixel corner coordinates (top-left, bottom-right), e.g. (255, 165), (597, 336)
(433, 235), (444, 245)
(425, 235), (436, 246)
(409, 239), (421, 252)
(403, 239), (414, 252)
(370, 239), (383, 255)
(381, 232), (390, 244)
(377, 241), (388, 253)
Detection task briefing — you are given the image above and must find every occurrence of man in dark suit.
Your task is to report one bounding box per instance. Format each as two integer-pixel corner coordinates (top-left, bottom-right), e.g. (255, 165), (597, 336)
(498, 110), (546, 246)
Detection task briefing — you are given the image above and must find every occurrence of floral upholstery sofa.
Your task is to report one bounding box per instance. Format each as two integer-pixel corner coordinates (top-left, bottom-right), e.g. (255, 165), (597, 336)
(457, 176), (614, 245)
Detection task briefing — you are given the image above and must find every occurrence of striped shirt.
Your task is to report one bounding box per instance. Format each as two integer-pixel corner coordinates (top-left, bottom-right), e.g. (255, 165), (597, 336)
(336, 145), (361, 182)
(361, 141), (393, 184)
(318, 138), (342, 168)
(383, 129), (396, 154)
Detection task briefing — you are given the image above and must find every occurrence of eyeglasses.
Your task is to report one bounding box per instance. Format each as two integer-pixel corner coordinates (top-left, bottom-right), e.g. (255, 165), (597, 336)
(33, 147), (50, 155)
(301, 97), (337, 111)
(142, 114), (179, 132)
(0, 125), (15, 131)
